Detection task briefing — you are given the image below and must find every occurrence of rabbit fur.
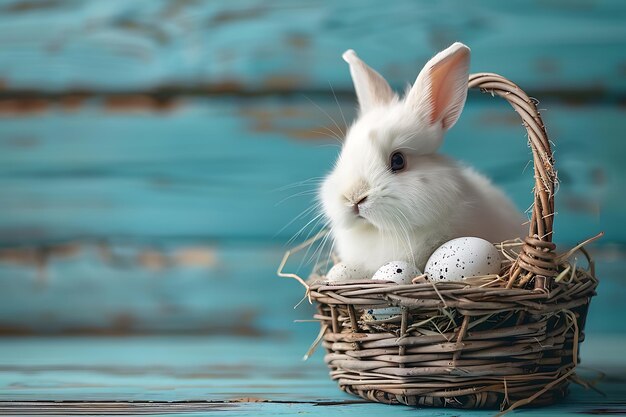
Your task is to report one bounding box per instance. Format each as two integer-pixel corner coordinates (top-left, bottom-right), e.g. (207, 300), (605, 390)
(319, 43), (525, 275)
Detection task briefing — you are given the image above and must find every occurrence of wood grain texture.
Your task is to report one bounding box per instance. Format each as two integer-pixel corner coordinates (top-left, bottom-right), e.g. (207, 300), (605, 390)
(0, 97), (621, 246)
(0, 0), (624, 94)
(0, 241), (316, 335)
(0, 335), (624, 415)
(3, 401), (626, 417)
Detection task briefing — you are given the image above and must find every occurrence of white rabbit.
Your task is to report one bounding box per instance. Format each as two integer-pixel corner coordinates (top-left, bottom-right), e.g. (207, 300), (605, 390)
(319, 42), (525, 276)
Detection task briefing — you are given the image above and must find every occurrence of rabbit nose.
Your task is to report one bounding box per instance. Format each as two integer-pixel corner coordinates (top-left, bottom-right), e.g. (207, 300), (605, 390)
(352, 195), (368, 215)
(344, 179), (370, 214)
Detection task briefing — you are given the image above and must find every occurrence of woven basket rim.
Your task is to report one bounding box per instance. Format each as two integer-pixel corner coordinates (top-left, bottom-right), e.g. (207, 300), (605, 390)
(307, 272), (597, 314)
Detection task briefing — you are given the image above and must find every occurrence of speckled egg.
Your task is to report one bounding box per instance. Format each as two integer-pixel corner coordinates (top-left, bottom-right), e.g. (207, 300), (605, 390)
(364, 306), (399, 321)
(366, 261), (422, 320)
(372, 261), (421, 284)
(324, 262), (367, 282)
(424, 237), (502, 282)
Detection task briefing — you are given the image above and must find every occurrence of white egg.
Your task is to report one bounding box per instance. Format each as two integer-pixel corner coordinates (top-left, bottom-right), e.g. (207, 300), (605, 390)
(367, 261), (422, 320)
(424, 237), (502, 282)
(372, 261), (421, 284)
(324, 262), (367, 283)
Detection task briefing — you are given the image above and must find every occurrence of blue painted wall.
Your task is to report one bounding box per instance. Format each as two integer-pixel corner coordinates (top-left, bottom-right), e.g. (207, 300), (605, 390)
(0, 0), (624, 335)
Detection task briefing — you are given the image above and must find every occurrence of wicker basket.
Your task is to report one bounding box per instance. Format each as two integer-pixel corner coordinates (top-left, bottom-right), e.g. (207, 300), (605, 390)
(278, 73), (599, 413)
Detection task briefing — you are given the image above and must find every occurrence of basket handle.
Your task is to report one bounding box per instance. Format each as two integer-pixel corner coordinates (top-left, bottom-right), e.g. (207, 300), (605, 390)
(468, 73), (557, 285)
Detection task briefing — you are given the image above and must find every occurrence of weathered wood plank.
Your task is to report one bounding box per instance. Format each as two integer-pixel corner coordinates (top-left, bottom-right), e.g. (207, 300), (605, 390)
(0, 335), (623, 416)
(1, 400), (625, 417)
(0, 97), (621, 246)
(0, 241), (624, 335)
(0, 242), (319, 335)
(0, 0), (624, 94)
(0, 335), (342, 402)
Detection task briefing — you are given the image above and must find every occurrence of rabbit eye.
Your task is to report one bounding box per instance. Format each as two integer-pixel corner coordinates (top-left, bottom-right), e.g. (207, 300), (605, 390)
(390, 151), (405, 172)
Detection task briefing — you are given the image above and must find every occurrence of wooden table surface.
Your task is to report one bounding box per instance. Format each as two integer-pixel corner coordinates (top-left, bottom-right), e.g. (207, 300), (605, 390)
(1, 333), (625, 416)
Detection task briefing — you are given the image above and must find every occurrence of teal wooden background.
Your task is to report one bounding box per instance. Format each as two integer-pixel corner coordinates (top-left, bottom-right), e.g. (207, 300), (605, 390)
(0, 0), (624, 338)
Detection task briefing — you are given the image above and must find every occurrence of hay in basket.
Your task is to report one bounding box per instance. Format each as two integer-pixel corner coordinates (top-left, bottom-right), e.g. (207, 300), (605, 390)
(278, 73), (601, 414)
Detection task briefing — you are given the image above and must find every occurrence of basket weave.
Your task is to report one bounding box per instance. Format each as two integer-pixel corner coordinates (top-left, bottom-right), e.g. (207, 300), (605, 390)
(279, 73), (599, 412)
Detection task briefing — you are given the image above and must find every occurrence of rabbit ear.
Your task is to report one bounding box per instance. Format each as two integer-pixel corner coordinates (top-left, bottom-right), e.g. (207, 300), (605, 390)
(343, 49), (395, 114)
(404, 42), (470, 131)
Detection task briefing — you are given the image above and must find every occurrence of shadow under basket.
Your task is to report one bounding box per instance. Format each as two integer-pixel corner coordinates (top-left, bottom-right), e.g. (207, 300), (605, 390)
(278, 73), (599, 412)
